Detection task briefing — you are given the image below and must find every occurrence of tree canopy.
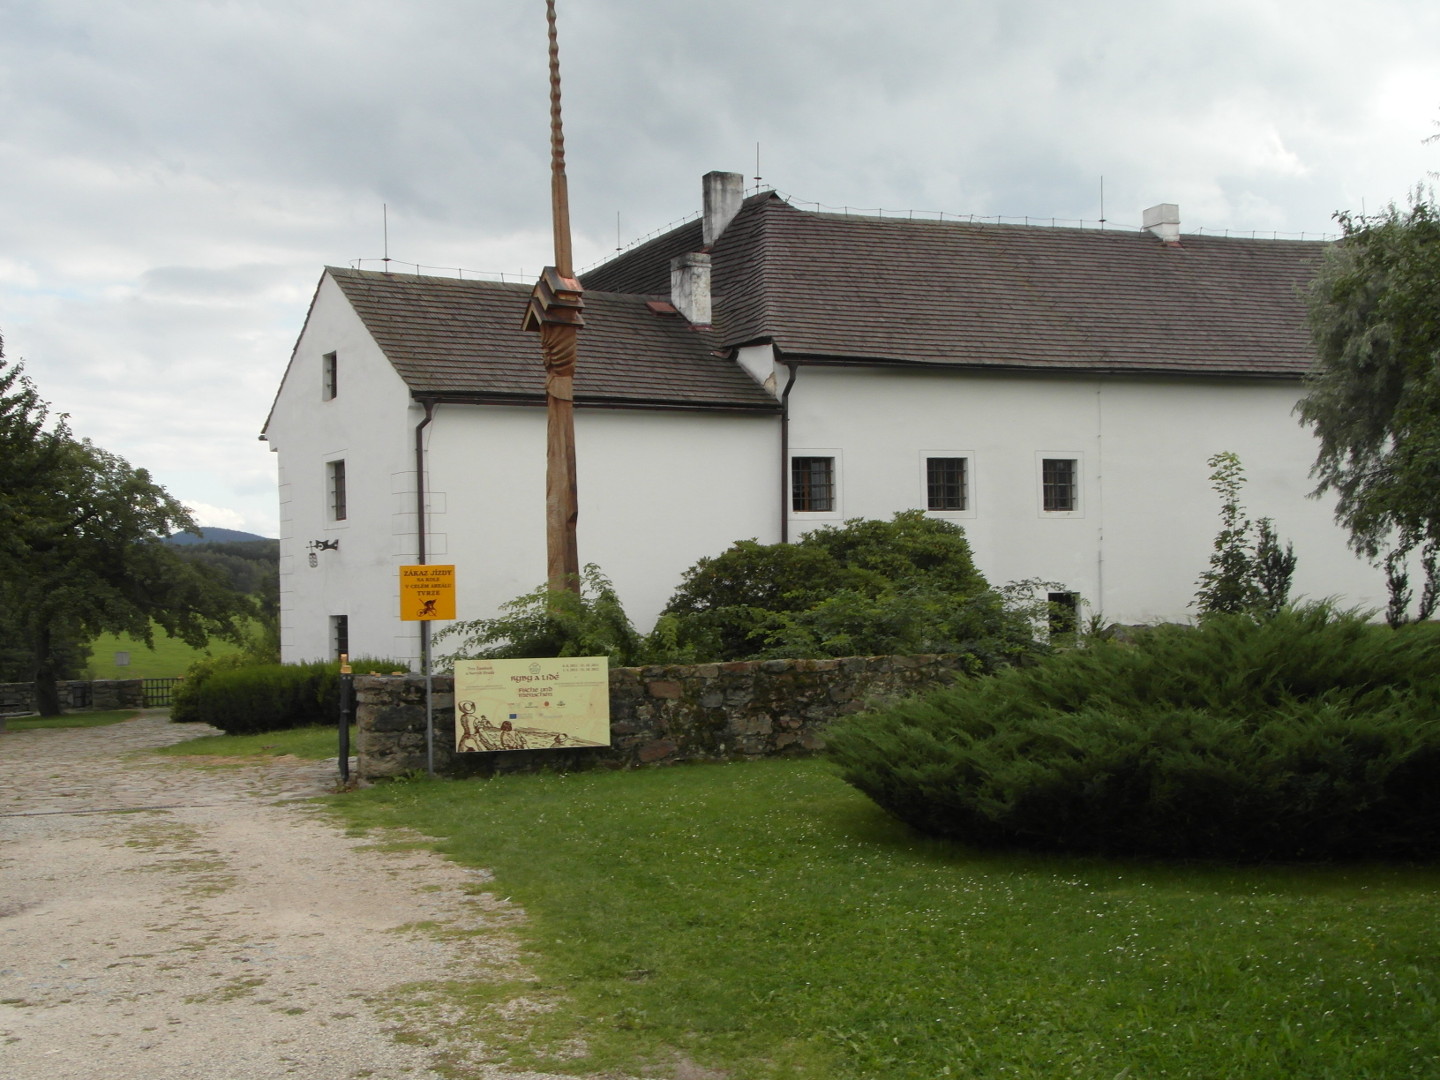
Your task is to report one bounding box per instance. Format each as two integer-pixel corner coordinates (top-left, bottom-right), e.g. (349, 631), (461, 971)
(1, 342), (249, 714)
(1298, 192), (1440, 620)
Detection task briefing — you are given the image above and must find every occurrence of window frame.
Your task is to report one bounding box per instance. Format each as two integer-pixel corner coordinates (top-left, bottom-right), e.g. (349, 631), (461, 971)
(1037, 453), (1083, 517)
(921, 451), (976, 518)
(330, 614), (349, 660)
(789, 451), (841, 517)
(322, 351), (338, 400)
(327, 458), (348, 522)
(1047, 591), (1080, 642)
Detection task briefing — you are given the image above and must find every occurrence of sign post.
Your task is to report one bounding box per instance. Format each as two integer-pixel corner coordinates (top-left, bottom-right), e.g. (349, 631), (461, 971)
(400, 564), (456, 776)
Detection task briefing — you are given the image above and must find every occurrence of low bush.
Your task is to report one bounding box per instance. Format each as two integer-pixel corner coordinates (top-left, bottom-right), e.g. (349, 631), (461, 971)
(178, 657), (405, 735)
(826, 606), (1440, 860)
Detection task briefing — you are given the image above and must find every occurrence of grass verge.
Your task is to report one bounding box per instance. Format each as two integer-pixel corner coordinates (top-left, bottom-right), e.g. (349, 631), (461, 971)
(5, 710), (141, 730)
(152, 724), (354, 761)
(326, 758), (1440, 1080)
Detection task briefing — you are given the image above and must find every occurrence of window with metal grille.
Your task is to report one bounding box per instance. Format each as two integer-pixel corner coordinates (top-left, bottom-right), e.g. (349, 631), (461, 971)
(327, 459), (347, 521)
(791, 456), (835, 512)
(1042, 458), (1077, 512)
(926, 457), (968, 511)
(322, 351), (338, 400)
(331, 614), (349, 659)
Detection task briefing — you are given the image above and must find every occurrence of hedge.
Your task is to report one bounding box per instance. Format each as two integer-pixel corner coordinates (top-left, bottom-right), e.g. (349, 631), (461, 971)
(825, 607), (1440, 860)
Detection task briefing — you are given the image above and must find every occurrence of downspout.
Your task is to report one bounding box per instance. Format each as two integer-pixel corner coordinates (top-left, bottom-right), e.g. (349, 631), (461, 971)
(779, 361), (799, 543)
(414, 399), (436, 564)
(414, 399), (436, 775)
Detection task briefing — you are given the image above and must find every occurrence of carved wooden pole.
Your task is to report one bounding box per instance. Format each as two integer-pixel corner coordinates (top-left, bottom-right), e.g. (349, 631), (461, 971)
(523, 0), (583, 594)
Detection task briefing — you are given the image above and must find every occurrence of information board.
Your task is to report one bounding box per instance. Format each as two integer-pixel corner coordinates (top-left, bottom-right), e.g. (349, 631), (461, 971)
(399, 564), (456, 621)
(453, 656), (610, 752)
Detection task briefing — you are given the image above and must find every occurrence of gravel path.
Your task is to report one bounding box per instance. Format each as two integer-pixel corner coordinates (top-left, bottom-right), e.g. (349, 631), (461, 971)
(0, 713), (610, 1080)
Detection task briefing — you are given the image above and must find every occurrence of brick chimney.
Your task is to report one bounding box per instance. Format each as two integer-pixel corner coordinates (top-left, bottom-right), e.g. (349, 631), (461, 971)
(1143, 203), (1181, 244)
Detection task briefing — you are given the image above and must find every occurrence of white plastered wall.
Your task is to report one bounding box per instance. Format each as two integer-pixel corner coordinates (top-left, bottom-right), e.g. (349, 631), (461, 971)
(264, 274), (421, 666)
(421, 404), (780, 648)
(782, 364), (1383, 625)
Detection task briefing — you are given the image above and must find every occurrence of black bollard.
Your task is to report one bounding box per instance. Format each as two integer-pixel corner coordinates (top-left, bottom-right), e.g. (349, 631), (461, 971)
(338, 653), (353, 783)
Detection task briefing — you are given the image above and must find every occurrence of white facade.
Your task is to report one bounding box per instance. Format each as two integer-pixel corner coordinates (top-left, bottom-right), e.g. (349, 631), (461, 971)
(267, 274), (1384, 668)
(265, 278), (780, 665)
(772, 354), (1382, 625)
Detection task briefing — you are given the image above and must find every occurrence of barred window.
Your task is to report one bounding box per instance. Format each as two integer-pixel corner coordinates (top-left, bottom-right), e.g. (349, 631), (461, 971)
(327, 459), (347, 521)
(322, 351), (338, 400)
(926, 457), (968, 511)
(331, 614), (349, 659)
(792, 456), (835, 512)
(1042, 458), (1077, 512)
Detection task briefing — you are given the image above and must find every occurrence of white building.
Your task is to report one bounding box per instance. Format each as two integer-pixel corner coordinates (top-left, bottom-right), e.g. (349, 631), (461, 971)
(262, 172), (1380, 666)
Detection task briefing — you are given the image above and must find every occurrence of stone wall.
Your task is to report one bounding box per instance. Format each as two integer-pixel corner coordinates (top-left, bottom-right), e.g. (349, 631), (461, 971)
(355, 654), (973, 779)
(0, 679), (148, 715)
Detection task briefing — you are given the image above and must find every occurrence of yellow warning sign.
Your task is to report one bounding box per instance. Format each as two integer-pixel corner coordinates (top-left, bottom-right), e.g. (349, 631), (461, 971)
(399, 564), (456, 621)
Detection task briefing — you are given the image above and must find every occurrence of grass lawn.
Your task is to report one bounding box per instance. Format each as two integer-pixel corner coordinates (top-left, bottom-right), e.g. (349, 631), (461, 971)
(323, 757), (1440, 1080)
(4, 710), (141, 731)
(153, 723), (353, 761)
(84, 620), (261, 680)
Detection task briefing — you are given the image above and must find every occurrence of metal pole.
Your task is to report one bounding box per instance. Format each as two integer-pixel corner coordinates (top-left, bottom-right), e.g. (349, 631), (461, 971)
(422, 620), (434, 777)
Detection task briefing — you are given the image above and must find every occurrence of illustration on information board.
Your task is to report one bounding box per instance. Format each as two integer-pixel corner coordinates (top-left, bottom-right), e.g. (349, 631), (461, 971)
(453, 656), (611, 752)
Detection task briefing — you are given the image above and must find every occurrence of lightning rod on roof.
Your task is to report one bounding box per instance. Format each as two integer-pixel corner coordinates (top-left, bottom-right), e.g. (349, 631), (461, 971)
(383, 203), (391, 271)
(755, 142), (763, 191)
(1099, 178), (1106, 230)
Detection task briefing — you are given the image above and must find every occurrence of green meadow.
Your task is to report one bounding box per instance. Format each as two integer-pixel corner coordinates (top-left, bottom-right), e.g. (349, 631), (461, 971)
(84, 621), (259, 680)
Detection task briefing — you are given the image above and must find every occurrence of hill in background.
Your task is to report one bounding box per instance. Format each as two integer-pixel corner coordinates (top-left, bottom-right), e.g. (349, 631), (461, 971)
(166, 527), (272, 545)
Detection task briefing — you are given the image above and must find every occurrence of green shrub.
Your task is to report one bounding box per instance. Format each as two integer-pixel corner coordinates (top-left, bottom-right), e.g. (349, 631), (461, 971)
(436, 565), (648, 667)
(170, 652), (254, 723)
(180, 657), (405, 735)
(661, 511), (1035, 665)
(826, 606), (1440, 860)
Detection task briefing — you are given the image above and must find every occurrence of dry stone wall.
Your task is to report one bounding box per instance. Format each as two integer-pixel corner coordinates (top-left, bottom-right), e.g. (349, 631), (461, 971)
(0, 679), (147, 716)
(355, 654), (973, 779)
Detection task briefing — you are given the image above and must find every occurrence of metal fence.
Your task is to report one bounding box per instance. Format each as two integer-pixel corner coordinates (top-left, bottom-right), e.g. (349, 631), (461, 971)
(142, 677), (181, 708)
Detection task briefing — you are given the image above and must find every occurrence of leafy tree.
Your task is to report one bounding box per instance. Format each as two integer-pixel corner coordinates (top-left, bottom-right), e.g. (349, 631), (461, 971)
(1193, 452), (1296, 618)
(0, 345), (248, 714)
(1298, 191), (1440, 622)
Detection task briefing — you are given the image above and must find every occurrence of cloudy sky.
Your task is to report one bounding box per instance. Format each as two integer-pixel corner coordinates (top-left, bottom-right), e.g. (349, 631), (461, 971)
(3, 0), (1437, 538)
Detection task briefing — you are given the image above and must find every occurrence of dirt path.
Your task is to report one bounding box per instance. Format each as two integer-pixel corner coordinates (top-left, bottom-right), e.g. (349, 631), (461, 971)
(0, 713), (600, 1080)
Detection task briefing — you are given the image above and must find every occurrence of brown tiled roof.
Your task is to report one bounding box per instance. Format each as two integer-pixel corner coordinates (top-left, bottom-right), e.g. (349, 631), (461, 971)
(326, 268), (778, 411)
(585, 193), (1327, 379)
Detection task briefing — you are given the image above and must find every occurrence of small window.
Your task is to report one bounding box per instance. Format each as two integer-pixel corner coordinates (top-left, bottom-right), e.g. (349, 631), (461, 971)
(927, 457), (968, 511)
(331, 614), (349, 660)
(327, 459), (347, 521)
(322, 352), (338, 400)
(1042, 458), (1077, 512)
(792, 456), (835, 513)
(1048, 592), (1079, 641)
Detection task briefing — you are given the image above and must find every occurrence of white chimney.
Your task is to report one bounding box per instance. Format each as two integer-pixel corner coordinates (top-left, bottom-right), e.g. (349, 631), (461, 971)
(703, 171), (745, 246)
(670, 252), (712, 325)
(1143, 203), (1181, 244)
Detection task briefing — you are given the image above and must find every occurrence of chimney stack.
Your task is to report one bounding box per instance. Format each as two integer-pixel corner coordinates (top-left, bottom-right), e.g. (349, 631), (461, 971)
(703, 171), (745, 247)
(1143, 203), (1181, 244)
(670, 252), (712, 326)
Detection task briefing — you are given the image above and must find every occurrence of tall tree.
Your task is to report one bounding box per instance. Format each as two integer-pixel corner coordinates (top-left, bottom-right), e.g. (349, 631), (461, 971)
(1, 343), (247, 714)
(1297, 191), (1440, 622)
